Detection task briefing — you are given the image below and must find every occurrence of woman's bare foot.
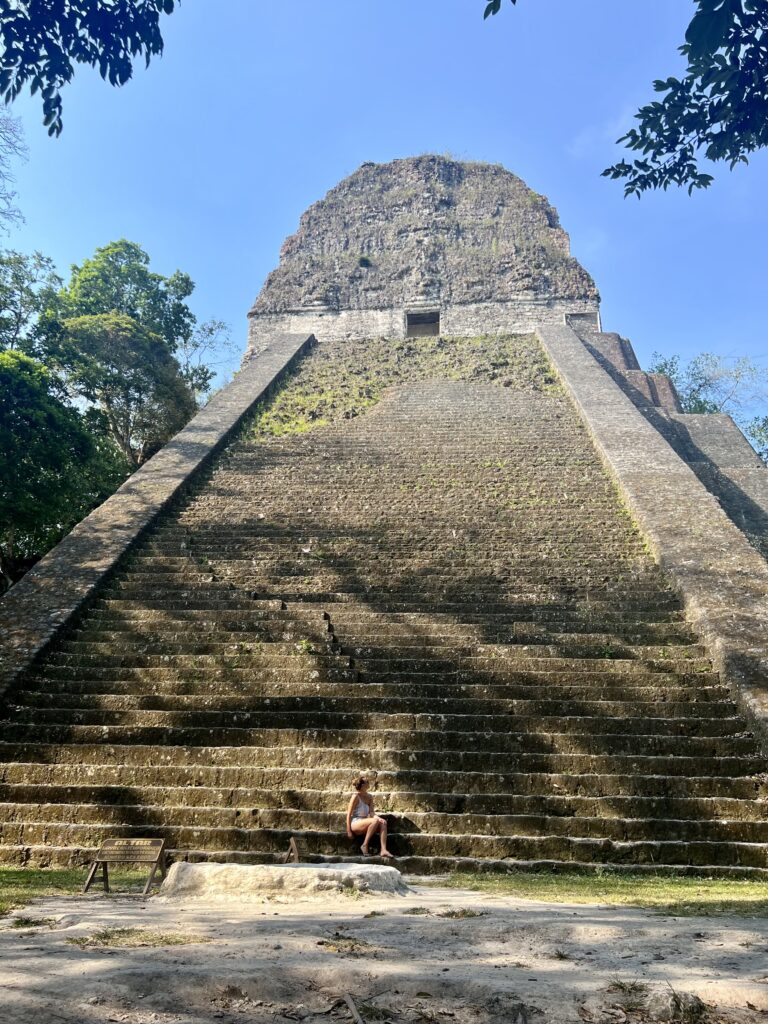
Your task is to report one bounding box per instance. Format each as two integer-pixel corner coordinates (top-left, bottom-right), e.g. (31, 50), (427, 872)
(380, 850), (395, 858)
(360, 846), (370, 857)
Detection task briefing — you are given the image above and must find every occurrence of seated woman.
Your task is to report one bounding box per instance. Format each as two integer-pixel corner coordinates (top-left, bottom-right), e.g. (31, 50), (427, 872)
(346, 776), (394, 858)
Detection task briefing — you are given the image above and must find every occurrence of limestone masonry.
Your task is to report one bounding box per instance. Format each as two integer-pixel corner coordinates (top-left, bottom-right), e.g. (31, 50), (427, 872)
(247, 155), (600, 353)
(0, 156), (766, 875)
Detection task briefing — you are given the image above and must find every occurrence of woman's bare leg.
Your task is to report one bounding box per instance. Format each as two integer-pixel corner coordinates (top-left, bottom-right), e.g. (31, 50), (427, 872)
(361, 817), (379, 855)
(378, 817), (393, 857)
(350, 818), (377, 854)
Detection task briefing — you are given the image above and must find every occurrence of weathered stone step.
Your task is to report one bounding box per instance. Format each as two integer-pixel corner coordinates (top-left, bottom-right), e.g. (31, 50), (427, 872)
(58, 639), (341, 658)
(332, 624), (696, 643)
(355, 656), (714, 677)
(1, 753), (763, 799)
(104, 579), (679, 599)
(88, 605), (688, 626)
(29, 663), (720, 689)
(201, 562), (648, 577)
(13, 691), (737, 721)
(95, 593), (683, 615)
(55, 636), (704, 663)
(1, 801), (766, 845)
(20, 674), (729, 703)
(68, 621), (696, 646)
(0, 784), (764, 823)
(0, 721), (756, 758)
(344, 641), (706, 660)
(3, 844), (766, 879)
(1, 821), (766, 867)
(31, 663), (358, 685)
(137, 548), (652, 565)
(277, 594), (684, 614)
(5, 705), (746, 739)
(40, 652), (713, 678)
(45, 650), (352, 670)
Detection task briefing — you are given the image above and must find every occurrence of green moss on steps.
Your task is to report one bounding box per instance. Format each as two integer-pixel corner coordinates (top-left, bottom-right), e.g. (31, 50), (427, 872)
(250, 334), (559, 440)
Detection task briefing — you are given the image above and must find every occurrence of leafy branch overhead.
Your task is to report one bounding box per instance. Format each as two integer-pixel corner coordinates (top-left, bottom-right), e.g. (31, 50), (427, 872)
(485, 0), (768, 195)
(0, 0), (180, 136)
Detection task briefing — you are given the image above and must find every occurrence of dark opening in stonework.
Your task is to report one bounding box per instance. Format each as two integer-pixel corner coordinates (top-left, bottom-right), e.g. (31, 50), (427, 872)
(406, 310), (440, 337)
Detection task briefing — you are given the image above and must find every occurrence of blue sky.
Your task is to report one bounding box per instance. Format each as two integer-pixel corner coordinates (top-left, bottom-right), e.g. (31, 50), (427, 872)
(6, 0), (767, 384)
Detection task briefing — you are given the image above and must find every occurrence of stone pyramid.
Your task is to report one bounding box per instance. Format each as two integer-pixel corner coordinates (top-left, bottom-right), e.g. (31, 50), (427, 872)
(1, 156), (766, 874)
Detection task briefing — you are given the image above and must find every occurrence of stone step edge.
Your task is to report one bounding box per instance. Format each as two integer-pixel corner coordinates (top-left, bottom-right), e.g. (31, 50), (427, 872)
(0, 799), (764, 826)
(4, 845), (767, 879)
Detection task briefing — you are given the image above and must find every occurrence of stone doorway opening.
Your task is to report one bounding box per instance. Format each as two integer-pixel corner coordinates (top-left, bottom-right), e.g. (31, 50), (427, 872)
(406, 310), (440, 337)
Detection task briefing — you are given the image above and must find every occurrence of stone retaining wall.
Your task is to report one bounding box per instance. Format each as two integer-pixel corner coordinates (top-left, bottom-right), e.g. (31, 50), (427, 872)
(537, 323), (768, 750)
(0, 333), (315, 699)
(247, 299), (599, 356)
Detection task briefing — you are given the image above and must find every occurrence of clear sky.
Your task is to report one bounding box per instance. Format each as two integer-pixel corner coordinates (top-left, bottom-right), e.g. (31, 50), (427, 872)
(6, 0), (768, 384)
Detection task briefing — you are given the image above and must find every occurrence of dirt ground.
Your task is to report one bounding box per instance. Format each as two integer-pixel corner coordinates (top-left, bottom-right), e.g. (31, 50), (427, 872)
(1, 879), (767, 1024)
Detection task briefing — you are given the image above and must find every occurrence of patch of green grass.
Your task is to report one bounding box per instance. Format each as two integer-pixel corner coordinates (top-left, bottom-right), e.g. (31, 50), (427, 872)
(608, 979), (648, 995)
(69, 927), (210, 949)
(9, 915), (55, 929)
(0, 868), (151, 917)
(436, 872), (768, 917)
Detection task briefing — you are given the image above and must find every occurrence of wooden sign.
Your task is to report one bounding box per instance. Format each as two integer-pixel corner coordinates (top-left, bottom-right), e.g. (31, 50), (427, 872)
(83, 838), (167, 897)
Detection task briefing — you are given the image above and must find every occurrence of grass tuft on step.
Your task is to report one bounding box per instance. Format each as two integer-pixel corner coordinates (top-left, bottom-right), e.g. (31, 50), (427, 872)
(436, 871), (768, 917)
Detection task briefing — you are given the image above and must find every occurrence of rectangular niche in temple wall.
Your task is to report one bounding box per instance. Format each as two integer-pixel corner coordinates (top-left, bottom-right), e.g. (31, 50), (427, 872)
(406, 310), (440, 337)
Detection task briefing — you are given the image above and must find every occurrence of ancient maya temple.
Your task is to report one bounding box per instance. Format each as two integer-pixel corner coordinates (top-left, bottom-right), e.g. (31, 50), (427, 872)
(1, 155), (768, 874)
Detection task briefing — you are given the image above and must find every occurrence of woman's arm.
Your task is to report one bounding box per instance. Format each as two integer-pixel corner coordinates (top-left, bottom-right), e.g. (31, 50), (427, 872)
(346, 795), (356, 838)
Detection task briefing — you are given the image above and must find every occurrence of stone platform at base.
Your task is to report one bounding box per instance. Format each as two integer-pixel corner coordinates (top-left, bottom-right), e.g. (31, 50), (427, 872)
(158, 861), (410, 901)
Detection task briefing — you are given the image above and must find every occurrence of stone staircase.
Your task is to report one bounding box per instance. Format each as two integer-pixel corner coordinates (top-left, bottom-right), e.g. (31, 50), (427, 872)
(1, 354), (766, 874)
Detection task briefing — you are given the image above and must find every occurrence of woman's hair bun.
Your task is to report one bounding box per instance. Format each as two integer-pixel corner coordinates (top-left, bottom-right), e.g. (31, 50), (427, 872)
(353, 775), (368, 791)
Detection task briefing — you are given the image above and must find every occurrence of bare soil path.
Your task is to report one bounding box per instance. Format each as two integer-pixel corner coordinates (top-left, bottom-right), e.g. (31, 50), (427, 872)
(1, 882), (766, 1024)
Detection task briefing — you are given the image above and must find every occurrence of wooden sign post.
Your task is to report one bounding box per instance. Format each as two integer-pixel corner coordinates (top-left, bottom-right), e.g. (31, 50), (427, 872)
(282, 836), (301, 863)
(83, 838), (167, 897)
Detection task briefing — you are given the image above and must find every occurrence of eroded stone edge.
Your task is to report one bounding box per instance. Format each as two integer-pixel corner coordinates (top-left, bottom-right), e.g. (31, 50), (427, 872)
(537, 323), (768, 754)
(0, 333), (316, 700)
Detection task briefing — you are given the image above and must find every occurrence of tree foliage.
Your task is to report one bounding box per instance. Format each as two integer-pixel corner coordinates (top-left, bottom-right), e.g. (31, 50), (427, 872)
(0, 238), (230, 587)
(0, 249), (61, 351)
(747, 415), (768, 461)
(37, 239), (212, 463)
(0, 349), (128, 589)
(0, 107), (25, 227)
(58, 311), (195, 466)
(176, 317), (235, 399)
(485, 0), (768, 195)
(649, 350), (768, 460)
(51, 239), (196, 354)
(0, 0), (180, 136)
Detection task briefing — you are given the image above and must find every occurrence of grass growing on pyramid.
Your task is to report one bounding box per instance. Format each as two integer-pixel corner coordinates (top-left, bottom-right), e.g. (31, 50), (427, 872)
(250, 334), (560, 439)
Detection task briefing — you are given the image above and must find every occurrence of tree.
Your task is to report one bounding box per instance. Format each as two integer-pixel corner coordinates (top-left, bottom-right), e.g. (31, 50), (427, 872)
(0, 0), (180, 136)
(0, 107), (25, 228)
(176, 317), (235, 399)
(0, 350), (127, 590)
(747, 415), (768, 461)
(649, 350), (768, 460)
(485, 0), (768, 195)
(0, 249), (61, 351)
(0, 239), (229, 585)
(51, 239), (196, 354)
(58, 311), (196, 466)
